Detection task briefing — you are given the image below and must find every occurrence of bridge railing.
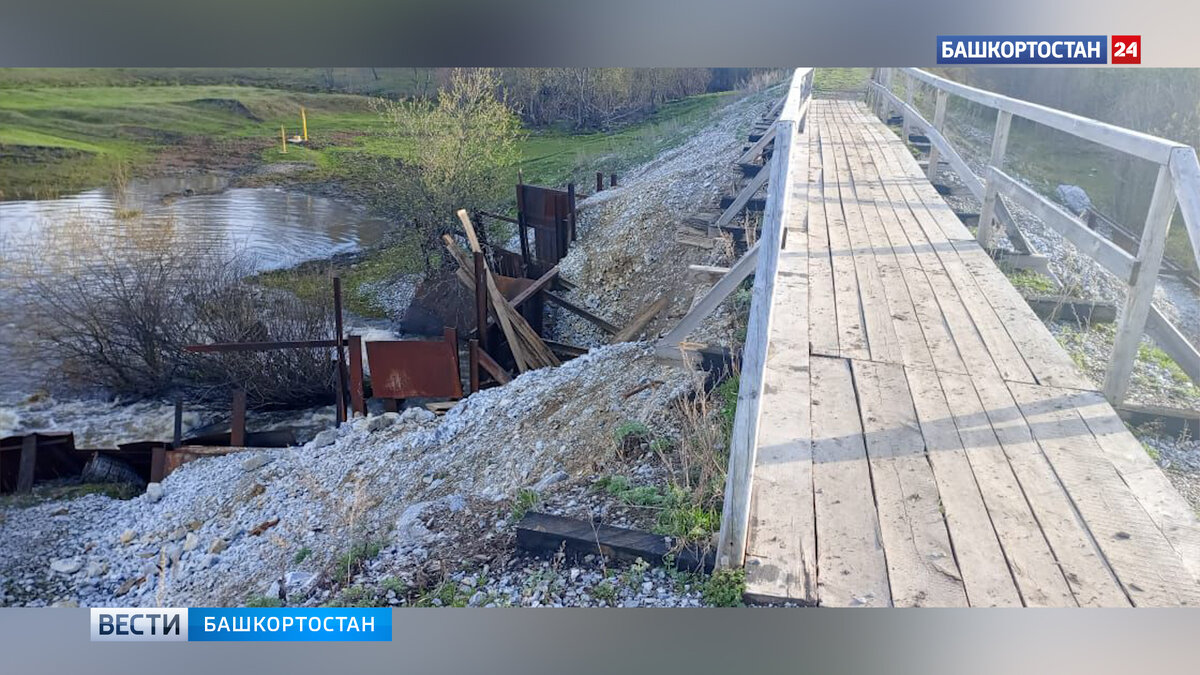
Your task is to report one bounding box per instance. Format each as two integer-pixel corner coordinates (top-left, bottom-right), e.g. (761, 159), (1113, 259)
(867, 67), (1200, 404)
(715, 67), (813, 569)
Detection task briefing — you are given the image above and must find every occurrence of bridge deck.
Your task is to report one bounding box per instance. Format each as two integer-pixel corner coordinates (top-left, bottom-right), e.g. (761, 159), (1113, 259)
(744, 99), (1200, 606)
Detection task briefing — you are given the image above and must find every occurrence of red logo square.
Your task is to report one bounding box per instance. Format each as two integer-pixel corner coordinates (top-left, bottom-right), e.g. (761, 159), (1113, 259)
(1112, 35), (1141, 64)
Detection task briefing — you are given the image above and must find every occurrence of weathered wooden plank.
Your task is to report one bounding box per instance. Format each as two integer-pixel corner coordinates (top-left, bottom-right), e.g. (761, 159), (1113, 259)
(1145, 306), (1200, 384)
(815, 105), (869, 360)
(810, 355), (891, 607)
(852, 360), (967, 606)
(1168, 146), (1200, 270)
(1009, 381), (1200, 606)
(715, 117), (803, 568)
(966, 372), (1131, 606)
(807, 121), (841, 357)
(1073, 391), (1200, 584)
(745, 242), (816, 603)
(906, 366), (1023, 606)
(612, 296), (668, 343)
(937, 370), (1077, 606)
(832, 105), (933, 370)
(849, 119), (967, 375)
(826, 105), (903, 364)
(856, 114), (1077, 388)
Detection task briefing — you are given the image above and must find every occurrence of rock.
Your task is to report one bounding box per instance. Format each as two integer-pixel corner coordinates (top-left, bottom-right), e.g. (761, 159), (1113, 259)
(118, 529), (136, 545)
(145, 483), (164, 503)
(50, 558), (83, 575)
(1055, 184), (1092, 215)
(284, 571), (318, 597)
(533, 470), (569, 491)
(241, 453), (273, 472)
(199, 554), (218, 569)
(183, 532), (200, 552)
(208, 538), (228, 554)
(85, 561), (107, 578)
(311, 429), (338, 449)
(367, 413), (397, 432)
(399, 407), (436, 424)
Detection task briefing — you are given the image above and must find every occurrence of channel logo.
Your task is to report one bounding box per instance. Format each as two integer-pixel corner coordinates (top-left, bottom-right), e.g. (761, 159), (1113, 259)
(937, 35), (1108, 64)
(90, 608), (188, 642)
(90, 608), (391, 642)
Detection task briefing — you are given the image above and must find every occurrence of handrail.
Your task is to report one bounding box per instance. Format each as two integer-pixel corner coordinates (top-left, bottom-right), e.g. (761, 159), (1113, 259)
(902, 68), (1180, 165)
(871, 68), (1200, 404)
(715, 67), (813, 570)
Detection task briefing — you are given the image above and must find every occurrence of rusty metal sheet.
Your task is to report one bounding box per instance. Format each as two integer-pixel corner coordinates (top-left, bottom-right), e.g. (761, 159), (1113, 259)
(365, 329), (463, 400)
(517, 184), (575, 271)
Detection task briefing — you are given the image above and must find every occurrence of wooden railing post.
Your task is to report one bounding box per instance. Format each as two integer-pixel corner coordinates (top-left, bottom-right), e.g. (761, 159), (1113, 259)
(976, 110), (1012, 248)
(926, 89), (949, 181)
(1104, 165), (1177, 404)
(902, 72), (915, 139)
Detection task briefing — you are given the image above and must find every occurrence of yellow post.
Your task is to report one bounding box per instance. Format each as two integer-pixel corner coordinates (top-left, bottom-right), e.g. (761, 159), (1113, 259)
(301, 107), (308, 141)
(280, 126), (287, 154)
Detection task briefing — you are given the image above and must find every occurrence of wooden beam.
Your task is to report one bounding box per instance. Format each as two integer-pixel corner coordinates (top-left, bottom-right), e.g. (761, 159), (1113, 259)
(926, 89), (948, 181)
(612, 296), (669, 343)
(656, 243), (760, 357)
(516, 512), (713, 573)
(475, 346), (512, 385)
(1104, 165), (1177, 403)
(1168, 147), (1200, 271)
(988, 167), (1137, 282)
(712, 161), (771, 233)
(544, 291), (618, 334)
(736, 120), (778, 165)
(1146, 305), (1200, 385)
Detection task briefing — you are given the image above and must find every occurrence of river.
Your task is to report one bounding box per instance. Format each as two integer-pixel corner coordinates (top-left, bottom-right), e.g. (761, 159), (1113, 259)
(0, 175), (395, 447)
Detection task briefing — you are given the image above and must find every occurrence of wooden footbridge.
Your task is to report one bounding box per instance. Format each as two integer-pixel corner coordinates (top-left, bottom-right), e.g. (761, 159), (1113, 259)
(660, 69), (1200, 606)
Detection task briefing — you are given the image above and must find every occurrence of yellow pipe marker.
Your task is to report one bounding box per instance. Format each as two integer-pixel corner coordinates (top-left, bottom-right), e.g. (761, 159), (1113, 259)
(280, 126), (287, 154)
(301, 107), (308, 141)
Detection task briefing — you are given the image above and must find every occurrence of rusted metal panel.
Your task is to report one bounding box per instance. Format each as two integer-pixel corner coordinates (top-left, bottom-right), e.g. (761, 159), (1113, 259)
(365, 328), (464, 400)
(0, 432), (79, 493)
(516, 183), (575, 273)
(231, 389), (247, 448)
(348, 334), (366, 416)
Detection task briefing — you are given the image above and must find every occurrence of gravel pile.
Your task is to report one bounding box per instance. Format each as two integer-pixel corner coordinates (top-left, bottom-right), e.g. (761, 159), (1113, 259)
(0, 343), (702, 608)
(551, 86), (783, 348)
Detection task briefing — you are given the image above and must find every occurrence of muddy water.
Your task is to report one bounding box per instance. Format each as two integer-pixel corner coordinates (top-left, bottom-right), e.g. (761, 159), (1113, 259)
(0, 175), (391, 272)
(0, 176), (394, 446)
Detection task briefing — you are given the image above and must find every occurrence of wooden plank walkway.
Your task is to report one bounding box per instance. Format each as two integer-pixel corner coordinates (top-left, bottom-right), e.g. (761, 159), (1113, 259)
(743, 99), (1200, 607)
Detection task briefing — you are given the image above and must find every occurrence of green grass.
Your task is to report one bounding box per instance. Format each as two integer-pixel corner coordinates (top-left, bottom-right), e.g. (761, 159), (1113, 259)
(813, 68), (871, 94)
(245, 595), (282, 608)
(701, 568), (746, 607)
(255, 231), (427, 319)
(1002, 267), (1058, 296)
(333, 539), (384, 580)
(510, 488), (541, 521)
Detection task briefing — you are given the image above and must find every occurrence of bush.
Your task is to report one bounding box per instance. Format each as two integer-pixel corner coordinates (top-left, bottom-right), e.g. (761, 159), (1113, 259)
(19, 215), (339, 407)
(702, 568), (746, 607)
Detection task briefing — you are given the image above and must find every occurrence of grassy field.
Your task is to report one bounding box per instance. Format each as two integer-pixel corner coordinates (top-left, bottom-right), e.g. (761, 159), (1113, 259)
(813, 68), (871, 95)
(0, 72), (738, 200)
(0, 70), (749, 317)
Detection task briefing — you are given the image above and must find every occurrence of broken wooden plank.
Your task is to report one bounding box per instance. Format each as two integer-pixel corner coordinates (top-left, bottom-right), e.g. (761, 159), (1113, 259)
(657, 243), (760, 357)
(544, 291), (619, 335)
(613, 296), (669, 343)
